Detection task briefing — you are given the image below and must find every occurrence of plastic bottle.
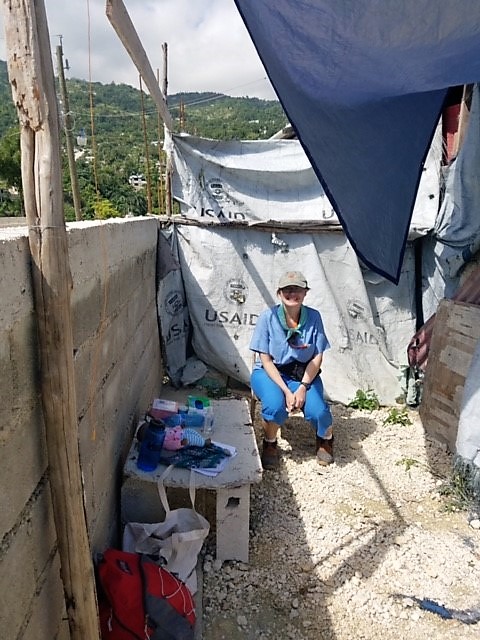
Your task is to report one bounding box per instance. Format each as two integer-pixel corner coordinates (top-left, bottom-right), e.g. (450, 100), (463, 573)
(203, 408), (214, 437)
(136, 418), (166, 472)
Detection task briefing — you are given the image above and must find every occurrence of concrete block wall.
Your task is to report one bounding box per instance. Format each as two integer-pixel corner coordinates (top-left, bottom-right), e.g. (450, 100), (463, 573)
(0, 217), (163, 639)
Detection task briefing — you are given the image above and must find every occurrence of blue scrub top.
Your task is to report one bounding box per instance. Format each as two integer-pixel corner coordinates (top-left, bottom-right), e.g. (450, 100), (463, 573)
(250, 305), (330, 368)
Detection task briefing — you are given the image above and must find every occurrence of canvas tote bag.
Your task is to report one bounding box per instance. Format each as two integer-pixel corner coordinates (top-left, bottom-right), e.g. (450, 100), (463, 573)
(123, 465), (209, 594)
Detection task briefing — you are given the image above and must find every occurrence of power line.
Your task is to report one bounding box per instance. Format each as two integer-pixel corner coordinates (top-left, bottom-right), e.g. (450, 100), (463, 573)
(66, 76), (275, 122)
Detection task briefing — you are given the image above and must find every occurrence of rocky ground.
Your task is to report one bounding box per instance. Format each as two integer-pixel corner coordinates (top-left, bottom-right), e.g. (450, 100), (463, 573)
(200, 401), (480, 640)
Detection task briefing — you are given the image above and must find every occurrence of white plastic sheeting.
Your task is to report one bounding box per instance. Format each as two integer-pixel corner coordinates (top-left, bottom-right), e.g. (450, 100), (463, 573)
(159, 130), (443, 404)
(156, 228), (190, 385)
(456, 340), (480, 492)
(165, 223), (416, 405)
(165, 129), (442, 236)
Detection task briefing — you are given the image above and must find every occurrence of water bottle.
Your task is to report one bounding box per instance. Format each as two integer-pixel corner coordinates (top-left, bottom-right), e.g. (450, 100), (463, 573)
(136, 416), (166, 472)
(180, 411), (205, 429)
(203, 408), (214, 438)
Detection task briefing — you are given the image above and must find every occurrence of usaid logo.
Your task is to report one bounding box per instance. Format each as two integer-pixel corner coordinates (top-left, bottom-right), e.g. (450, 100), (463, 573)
(224, 279), (248, 304)
(165, 290), (184, 316)
(347, 298), (366, 319)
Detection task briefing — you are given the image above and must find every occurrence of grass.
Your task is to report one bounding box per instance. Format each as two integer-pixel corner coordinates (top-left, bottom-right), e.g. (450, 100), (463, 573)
(396, 457), (478, 513)
(438, 468), (477, 513)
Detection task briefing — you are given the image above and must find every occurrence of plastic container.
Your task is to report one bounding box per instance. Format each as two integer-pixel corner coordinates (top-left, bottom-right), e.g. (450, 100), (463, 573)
(203, 410), (214, 437)
(187, 395), (214, 434)
(149, 398), (179, 421)
(182, 412), (205, 429)
(187, 395), (211, 410)
(164, 414), (184, 428)
(136, 420), (166, 472)
(164, 412), (205, 429)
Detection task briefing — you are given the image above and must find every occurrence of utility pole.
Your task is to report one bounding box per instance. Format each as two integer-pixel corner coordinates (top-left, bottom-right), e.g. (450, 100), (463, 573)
(163, 42), (172, 217)
(56, 41), (82, 220)
(179, 99), (186, 131)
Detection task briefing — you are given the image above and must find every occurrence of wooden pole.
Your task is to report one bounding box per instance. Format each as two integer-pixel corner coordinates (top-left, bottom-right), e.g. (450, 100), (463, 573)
(156, 68), (164, 214)
(2, 2), (100, 638)
(56, 43), (83, 220)
(163, 42), (173, 218)
(106, 0), (173, 130)
(139, 74), (153, 214)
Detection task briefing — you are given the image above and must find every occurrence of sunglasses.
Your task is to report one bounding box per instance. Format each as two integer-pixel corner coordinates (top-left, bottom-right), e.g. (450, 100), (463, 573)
(281, 286), (306, 295)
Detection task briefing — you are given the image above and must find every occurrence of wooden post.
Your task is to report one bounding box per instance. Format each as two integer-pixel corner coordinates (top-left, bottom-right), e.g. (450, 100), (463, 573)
(156, 68), (165, 215)
(139, 74), (153, 214)
(106, 0), (173, 130)
(56, 43), (83, 220)
(162, 42), (173, 218)
(2, 2), (100, 639)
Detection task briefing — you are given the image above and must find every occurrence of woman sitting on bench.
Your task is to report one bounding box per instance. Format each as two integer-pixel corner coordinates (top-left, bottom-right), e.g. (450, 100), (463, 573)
(250, 271), (333, 470)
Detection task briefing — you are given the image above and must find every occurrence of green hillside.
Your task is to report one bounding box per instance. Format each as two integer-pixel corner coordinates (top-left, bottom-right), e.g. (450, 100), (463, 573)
(0, 60), (287, 219)
(0, 60), (286, 140)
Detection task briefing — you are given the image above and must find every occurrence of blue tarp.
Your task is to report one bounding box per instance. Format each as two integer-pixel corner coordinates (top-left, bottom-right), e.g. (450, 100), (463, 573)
(234, 0), (480, 283)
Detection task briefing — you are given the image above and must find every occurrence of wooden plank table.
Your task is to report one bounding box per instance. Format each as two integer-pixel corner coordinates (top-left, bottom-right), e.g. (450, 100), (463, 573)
(122, 397), (262, 562)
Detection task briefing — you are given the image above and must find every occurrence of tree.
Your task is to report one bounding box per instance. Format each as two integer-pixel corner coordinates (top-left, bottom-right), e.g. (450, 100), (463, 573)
(0, 127), (22, 190)
(92, 197), (122, 220)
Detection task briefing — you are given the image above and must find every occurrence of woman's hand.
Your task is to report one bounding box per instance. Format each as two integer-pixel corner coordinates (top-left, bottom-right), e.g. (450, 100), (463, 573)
(285, 388), (297, 413)
(293, 384), (307, 410)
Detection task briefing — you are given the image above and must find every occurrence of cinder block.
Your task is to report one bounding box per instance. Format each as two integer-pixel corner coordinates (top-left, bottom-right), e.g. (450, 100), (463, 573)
(0, 409), (47, 538)
(77, 393), (104, 465)
(71, 279), (103, 348)
(0, 318), (38, 419)
(89, 478), (121, 555)
(0, 236), (32, 331)
(0, 483), (57, 637)
(23, 553), (69, 640)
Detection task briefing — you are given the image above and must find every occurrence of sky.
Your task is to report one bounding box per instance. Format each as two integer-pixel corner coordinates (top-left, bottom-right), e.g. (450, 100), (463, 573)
(0, 0), (277, 100)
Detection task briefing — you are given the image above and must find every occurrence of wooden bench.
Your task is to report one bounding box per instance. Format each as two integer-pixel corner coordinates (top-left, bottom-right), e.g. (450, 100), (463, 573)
(121, 397), (262, 563)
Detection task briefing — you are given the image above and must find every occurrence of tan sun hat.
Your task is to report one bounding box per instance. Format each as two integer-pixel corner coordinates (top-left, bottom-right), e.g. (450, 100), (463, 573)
(277, 271), (309, 290)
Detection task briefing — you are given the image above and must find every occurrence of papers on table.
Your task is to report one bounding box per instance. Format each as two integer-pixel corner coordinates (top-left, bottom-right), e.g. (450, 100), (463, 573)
(193, 441), (237, 476)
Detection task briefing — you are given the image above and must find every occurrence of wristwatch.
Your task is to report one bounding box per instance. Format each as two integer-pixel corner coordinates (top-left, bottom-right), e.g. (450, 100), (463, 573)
(300, 381), (311, 391)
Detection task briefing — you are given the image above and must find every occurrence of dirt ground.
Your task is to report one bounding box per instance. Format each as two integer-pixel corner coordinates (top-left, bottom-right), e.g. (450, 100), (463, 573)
(199, 398), (480, 640)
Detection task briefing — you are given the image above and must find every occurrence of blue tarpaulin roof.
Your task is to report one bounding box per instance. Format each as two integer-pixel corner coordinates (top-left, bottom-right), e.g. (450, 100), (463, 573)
(234, 0), (480, 283)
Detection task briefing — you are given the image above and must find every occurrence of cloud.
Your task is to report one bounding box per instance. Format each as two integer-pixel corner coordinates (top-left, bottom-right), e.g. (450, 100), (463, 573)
(0, 0), (277, 99)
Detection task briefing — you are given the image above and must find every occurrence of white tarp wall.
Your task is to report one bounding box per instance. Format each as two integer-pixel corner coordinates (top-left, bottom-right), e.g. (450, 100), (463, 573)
(156, 228), (190, 385)
(165, 130), (441, 232)
(161, 130), (442, 405)
(456, 339), (480, 493)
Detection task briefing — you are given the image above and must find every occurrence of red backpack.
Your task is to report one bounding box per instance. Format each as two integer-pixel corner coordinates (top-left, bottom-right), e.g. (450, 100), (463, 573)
(97, 549), (196, 640)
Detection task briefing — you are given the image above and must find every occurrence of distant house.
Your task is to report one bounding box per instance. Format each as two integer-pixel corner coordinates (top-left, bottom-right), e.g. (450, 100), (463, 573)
(128, 173), (147, 189)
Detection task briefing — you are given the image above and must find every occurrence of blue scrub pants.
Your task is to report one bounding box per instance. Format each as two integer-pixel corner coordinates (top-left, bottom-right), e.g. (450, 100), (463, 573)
(251, 367), (333, 438)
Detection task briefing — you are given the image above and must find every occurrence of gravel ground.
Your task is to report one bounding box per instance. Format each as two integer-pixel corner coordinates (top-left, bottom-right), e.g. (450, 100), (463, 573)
(200, 401), (480, 640)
